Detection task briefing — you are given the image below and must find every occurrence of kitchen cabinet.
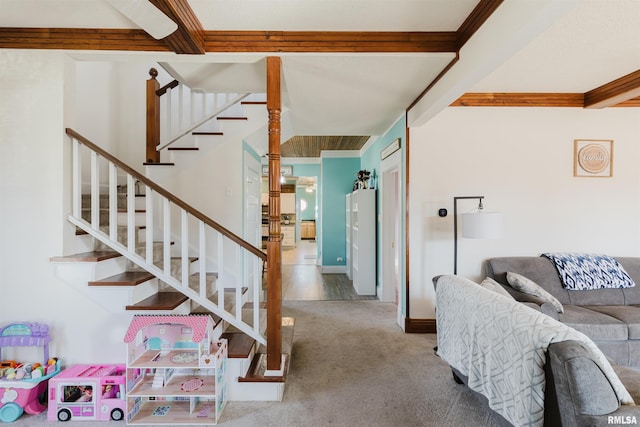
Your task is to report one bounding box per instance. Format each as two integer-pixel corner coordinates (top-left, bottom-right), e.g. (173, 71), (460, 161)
(282, 193), (295, 214)
(282, 225), (295, 247)
(301, 221), (316, 240)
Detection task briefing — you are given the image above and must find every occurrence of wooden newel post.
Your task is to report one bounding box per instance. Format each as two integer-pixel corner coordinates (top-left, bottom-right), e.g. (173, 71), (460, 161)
(266, 57), (283, 371)
(146, 68), (161, 164)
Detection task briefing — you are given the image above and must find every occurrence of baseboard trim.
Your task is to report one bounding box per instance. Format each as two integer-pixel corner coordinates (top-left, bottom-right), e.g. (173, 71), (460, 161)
(405, 317), (436, 333)
(321, 266), (347, 274)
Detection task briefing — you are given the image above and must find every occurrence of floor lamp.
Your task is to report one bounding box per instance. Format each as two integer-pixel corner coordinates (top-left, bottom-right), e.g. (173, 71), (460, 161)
(453, 196), (504, 274)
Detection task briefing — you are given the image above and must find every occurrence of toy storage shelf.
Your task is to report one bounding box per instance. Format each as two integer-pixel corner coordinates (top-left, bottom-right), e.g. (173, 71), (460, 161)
(127, 399), (219, 425)
(128, 371), (218, 397)
(124, 315), (227, 425)
(128, 349), (200, 368)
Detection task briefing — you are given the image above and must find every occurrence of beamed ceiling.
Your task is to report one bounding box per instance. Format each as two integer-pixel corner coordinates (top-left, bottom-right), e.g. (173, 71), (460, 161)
(1, 0), (638, 157)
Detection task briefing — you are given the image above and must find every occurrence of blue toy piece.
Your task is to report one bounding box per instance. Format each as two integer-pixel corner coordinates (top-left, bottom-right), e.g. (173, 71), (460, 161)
(0, 402), (24, 423)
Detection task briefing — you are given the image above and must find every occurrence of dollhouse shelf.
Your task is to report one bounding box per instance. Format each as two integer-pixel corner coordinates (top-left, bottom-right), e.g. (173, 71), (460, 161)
(124, 315), (227, 425)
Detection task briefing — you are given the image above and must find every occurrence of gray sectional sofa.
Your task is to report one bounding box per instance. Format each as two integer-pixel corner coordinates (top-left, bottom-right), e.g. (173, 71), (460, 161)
(434, 273), (640, 427)
(485, 256), (640, 368)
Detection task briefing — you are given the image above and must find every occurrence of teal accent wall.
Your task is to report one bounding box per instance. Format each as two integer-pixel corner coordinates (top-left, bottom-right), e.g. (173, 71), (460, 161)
(360, 115), (407, 316)
(321, 157), (360, 267)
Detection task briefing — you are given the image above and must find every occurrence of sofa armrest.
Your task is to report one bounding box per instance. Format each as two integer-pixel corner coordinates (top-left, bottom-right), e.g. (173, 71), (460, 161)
(547, 340), (625, 426)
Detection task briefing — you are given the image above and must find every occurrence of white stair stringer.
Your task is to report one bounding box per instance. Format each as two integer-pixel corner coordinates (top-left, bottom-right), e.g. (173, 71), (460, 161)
(66, 214), (266, 346)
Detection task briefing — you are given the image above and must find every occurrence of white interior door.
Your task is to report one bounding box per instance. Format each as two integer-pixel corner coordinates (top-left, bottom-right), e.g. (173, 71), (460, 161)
(381, 150), (401, 304)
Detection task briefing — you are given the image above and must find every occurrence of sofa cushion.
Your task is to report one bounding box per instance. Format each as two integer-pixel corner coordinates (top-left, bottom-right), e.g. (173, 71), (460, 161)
(507, 272), (564, 313)
(558, 305), (628, 341)
(567, 288), (626, 306)
(485, 257), (571, 304)
(584, 305), (640, 340)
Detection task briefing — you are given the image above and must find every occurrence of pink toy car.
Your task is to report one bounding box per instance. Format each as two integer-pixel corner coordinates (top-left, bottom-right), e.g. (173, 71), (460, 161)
(48, 364), (126, 422)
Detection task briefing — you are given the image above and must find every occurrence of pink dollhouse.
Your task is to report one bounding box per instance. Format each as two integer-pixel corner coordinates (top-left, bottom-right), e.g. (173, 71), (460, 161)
(123, 315), (227, 425)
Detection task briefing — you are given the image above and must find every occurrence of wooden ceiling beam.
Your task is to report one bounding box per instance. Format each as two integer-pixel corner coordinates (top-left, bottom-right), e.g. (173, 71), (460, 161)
(0, 28), (168, 51)
(457, 0), (504, 49)
(451, 93), (584, 107)
(451, 71), (640, 108)
(149, 0), (205, 54)
(584, 69), (640, 109)
(408, 0), (503, 110)
(202, 31), (457, 53)
(0, 28), (457, 54)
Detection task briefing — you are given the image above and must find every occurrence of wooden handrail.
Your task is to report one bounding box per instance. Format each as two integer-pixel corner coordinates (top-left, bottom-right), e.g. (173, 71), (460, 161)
(156, 79), (179, 96)
(65, 127), (267, 261)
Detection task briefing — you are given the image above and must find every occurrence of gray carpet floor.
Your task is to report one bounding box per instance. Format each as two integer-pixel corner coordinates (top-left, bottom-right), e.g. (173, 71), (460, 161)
(10, 300), (502, 426)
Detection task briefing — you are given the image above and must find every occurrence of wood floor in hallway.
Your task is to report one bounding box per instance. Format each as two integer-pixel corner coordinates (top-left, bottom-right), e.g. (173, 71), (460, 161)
(281, 240), (377, 301)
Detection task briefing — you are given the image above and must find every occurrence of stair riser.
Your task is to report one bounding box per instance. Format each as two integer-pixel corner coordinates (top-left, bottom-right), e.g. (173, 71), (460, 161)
(52, 262), (136, 313)
(117, 212), (146, 227)
(129, 278), (160, 304)
(226, 381), (285, 402)
(81, 193), (127, 210)
(81, 192), (146, 209)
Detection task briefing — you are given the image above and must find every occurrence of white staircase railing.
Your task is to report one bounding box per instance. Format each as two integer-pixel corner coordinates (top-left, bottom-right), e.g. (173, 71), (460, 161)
(156, 82), (250, 152)
(66, 128), (266, 345)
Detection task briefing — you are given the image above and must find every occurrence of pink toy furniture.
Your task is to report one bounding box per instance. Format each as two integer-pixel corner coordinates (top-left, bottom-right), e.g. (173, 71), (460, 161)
(47, 364), (126, 422)
(124, 315), (227, 425)
(0, 322), (60, 423)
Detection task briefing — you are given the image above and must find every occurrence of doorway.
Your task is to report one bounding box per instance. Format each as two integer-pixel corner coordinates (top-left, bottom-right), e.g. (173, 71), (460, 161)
(284, 175), (318, 266)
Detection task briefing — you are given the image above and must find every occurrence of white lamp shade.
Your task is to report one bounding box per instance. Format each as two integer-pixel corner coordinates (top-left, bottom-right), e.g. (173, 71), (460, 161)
(461, 211), (504, 239)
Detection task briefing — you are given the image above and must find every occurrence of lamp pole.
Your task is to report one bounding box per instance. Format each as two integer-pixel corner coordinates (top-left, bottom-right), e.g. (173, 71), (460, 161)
(453, 196), (484, 274)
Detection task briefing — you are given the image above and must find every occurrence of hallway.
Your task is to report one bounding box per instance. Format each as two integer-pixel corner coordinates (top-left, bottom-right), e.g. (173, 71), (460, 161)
(280, 240), (377, 301)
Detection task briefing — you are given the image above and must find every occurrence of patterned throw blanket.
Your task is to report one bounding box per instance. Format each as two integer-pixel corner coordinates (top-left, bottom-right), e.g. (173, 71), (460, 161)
(541, 253), (635, 290)
(435, 275), (633, 427)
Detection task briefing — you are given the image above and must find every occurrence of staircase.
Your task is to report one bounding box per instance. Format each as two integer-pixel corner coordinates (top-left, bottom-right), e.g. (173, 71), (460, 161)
(51, 119), (291, 401)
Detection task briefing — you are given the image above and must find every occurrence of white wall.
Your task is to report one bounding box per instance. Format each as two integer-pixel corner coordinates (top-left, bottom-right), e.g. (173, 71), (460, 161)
(0, 51), (133, 363)
(409, 106), (640, 318)
(0, 54), (181, 364)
